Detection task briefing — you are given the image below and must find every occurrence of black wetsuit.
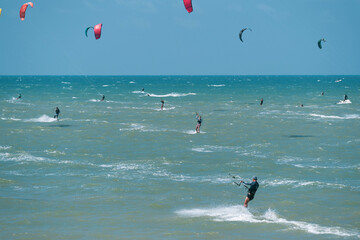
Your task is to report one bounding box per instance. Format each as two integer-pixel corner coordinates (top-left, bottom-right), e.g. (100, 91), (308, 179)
(344, 95), (348, 101)
(243, 181), (259, 200)
(55, 108), (60, 119)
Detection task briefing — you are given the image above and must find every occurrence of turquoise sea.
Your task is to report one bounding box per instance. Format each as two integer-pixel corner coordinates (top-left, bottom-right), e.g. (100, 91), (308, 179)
(0, 76), (359, 239)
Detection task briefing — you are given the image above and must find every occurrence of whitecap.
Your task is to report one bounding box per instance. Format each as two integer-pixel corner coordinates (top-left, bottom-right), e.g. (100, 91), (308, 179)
(265, 179), (348, 189)
(309, 113), (359, 120)
(1, 117), (21, 121)
(0, 152), (48, 163)
(148, 92), (196, 98)
(44, 150), (66, 155)
(0, 146), (12, 150)
(208, 84), (225, 87)
(191, 148), (213, 153)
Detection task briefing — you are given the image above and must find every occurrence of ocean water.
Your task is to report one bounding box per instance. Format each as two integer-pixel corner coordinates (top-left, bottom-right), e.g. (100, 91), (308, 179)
(0, 75), (359, 240)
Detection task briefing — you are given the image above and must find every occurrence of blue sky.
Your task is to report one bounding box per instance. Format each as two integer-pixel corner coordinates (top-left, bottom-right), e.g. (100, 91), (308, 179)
(0, 0), (359, 75)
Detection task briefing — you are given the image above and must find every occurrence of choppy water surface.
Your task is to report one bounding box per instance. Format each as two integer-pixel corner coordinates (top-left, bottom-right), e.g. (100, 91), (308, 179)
(0, 76), (359, 239)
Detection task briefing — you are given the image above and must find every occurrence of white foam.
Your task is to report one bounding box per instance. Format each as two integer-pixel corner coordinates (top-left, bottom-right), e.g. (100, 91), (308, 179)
(148, 92), (196, 98)
(208, 84), (225, 87)
(89, 99), (101, 102)
(337, 99), (351, 104)
(176, 206), (359, 237)
(265, 179), (348, 189)
(61, 81), (71, 84)
(5, 98), (32, 105)
(0, 152), (48, 163)
(44, 150), (66, 155)
(309, 113), (359, 120)
(24, 115), (57, 123)
(154, 106), (176, 111)
(191, 148), (213, 153)
(99, 163), (141, 171)
(1, 117), (21, 121)
(102, 85), (109, 87)
(0, 146), (12, 150)
(184, 130), (206, 135)
(129, 81), (135, 84)
(119, 123), (151, 132)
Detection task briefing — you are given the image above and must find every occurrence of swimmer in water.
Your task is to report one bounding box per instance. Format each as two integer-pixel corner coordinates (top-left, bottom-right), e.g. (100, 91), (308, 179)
(161, 99), (164, 110)
(260, 98), (263, 105)
(195, 113), (202, 133)
(54, 107), (60, 121)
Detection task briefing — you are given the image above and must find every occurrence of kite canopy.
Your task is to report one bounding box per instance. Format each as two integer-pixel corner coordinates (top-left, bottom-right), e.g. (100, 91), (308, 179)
(318, 38), (326, 49)
(85, 24), (102, 40)
(85, 27), (94, 37)
(20, 2), (33, 21)
(0, 8), (2, 16)
(94, 24), (102, 40)
(183, 0), (193, 13)
(239, 28), (252, 42)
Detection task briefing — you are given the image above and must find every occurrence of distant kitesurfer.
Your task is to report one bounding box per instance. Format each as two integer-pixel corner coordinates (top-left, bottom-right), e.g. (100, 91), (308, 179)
(321, 92), (324, 96)
(195, 113), (202, 133)
(161, 99), (164, 110)
(344, 94), (348, 101)
(54, 107), (60, 120)
(17, 94), (22, 100)
(260, 98), (263, 105)
(300, 104), (304, 107)
(142, 88), (144, 92)
(101, 95), (105, 101)
(240, 176), (259, 208)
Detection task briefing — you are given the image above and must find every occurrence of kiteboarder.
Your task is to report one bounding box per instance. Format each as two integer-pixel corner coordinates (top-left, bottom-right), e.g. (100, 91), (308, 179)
(101, 95), (105, 101)
(16, 94), (22, 100)
(344, 94), (348, 101)
(161, 99), (164, 110)
(321, 92), (324, 96)
(240, 176), (259, 208)
(54, 107), (60, 120)
(260, 98), (263, 105)
(195, 113), (202, 133)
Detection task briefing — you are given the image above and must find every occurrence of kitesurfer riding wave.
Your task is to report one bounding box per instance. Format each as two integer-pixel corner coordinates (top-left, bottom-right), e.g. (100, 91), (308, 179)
(240, 176), (259, 208)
